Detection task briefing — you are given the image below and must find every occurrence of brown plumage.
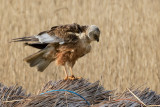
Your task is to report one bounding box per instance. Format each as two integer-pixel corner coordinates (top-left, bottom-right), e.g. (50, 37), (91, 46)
(12, 23), (100, 80)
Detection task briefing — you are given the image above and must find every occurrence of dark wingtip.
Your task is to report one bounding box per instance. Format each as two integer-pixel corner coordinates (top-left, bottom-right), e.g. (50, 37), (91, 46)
(24, 43), (48, 49)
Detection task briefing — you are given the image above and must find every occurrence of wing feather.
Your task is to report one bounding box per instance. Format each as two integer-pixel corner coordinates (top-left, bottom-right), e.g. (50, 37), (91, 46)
(12, 23), (88, 45)
(35, 33), (64, 43)
(43, 23), (88, 43)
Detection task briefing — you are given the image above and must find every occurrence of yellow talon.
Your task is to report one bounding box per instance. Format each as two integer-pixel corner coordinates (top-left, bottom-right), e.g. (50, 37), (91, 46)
(64, 76), (69, 80)
(68, 75), (82, 80)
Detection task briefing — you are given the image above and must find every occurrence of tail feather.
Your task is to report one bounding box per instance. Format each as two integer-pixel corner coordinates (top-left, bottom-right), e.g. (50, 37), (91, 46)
(37, 60), (52, 71)
(24, 49), (53, 72)
(25, 51), (44, 67)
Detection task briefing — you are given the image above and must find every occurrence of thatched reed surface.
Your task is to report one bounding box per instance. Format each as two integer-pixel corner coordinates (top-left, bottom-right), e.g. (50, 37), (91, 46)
(0, 79), (160, 107)
(92, 88), (160, 107)
(0, 83), (30, 107)
(15, 78), (111, 107)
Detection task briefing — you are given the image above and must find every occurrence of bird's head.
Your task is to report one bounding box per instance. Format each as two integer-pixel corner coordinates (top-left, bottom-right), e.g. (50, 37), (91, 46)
(87, 25), (100, 42)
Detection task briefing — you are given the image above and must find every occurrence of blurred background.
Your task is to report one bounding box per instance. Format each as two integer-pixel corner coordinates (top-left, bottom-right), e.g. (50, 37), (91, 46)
(0, 0), (160, 94)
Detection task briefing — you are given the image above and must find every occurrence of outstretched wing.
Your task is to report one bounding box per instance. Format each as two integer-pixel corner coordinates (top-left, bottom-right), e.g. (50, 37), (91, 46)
(12, 23), (88, 49)
(37, 23), (88, 43)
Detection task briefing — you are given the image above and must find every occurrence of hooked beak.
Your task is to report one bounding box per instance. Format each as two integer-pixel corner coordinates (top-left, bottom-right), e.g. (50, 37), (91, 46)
(96, 38), (99, 42)
(95, 37), (99, 42)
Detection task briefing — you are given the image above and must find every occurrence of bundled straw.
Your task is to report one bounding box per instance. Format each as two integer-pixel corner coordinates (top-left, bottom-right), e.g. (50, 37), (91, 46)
(1, 79), (160, 107)
(0, 83), (30, 107)
(16, 78), (112, 107)
(92, 88), (160, 107)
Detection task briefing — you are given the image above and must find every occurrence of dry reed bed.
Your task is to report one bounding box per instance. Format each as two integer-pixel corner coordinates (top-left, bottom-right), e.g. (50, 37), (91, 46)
(0, 79), (160, 107)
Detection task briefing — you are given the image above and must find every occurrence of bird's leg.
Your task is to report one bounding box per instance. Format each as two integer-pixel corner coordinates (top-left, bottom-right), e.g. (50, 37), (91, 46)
(69, 67), (75, 79)
(68, 67), (81, 80)
(68, 67), (75, 80)
(70, 67), (73, 76)
(63, 66), (68, 80)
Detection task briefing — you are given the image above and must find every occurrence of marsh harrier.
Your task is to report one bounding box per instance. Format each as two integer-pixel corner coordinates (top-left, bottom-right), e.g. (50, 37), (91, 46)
(12, 23), (100, 80)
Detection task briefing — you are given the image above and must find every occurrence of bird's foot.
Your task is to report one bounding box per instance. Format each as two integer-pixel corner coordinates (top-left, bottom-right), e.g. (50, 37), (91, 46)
(68, 75), (82, 80)
(64, 75), (81, 80)
(64, 76), (69, 80)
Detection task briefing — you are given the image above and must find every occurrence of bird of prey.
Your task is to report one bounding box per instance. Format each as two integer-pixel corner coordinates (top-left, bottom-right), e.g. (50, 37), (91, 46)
(12, 23), (100, 80)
